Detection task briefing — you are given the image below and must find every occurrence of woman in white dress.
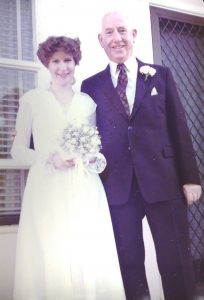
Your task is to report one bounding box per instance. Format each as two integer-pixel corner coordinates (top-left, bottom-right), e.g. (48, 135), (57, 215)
(11, 36), (126, 300)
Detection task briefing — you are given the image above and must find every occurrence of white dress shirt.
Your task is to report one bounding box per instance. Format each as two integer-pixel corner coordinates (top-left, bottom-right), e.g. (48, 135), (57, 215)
(109, 57), (138, 113)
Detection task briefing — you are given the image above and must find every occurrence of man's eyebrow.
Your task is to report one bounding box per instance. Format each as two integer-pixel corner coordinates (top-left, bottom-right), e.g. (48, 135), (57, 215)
(104, 28), (113, 32)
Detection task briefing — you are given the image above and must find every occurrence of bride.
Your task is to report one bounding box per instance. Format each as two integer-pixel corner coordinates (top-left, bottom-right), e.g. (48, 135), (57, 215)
(11, 35), (126, 300)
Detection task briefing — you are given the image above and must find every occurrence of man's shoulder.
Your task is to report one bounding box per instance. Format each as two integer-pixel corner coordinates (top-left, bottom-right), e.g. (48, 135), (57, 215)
(136, 58), (175, 87)
(137, 58), (169, 74)
(82, 66), (109, 83)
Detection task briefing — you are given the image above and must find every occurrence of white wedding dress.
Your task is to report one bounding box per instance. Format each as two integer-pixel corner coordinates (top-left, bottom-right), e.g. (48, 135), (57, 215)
(11, 89), (126, 300)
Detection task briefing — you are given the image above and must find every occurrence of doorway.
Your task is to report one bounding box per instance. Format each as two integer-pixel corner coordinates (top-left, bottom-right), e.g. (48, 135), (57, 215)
(150, 6), (204, 295)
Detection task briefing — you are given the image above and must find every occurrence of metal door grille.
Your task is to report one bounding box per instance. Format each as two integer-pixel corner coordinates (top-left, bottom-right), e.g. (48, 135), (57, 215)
(158, 16), (204, 282)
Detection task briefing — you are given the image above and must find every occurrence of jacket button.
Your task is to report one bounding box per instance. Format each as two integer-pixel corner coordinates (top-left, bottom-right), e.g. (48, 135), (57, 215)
(128, 126), (133, 130)
(128, 146), (131, 150)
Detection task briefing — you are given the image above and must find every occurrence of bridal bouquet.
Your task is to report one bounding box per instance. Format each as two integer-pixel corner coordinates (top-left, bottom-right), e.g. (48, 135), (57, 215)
(60, 123), (102, 158)
(58, 123), (106, 173)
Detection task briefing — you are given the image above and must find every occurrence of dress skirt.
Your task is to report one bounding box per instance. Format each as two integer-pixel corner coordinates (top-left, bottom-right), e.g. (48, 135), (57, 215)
(13, 162), (126, 300)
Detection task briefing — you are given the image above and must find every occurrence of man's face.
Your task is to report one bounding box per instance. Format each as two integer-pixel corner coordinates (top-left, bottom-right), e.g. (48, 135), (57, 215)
(98, 11), (137, 64)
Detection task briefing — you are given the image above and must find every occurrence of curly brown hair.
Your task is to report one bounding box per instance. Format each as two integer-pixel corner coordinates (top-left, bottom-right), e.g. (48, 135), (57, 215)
(37, 36), (81, 67)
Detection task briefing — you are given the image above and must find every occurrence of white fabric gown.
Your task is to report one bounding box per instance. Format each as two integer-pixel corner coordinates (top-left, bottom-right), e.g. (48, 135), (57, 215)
(11, 89), (126, 300)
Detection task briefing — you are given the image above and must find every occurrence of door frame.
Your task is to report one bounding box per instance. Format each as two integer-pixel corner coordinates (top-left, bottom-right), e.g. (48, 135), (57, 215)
(150, 6), (204, 64)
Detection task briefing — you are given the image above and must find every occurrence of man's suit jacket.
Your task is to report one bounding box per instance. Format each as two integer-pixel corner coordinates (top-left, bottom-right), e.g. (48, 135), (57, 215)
(81, 59), (200, 205)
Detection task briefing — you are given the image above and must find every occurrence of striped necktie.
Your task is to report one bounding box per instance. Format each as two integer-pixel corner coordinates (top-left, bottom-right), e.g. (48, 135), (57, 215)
(116, 63), (130, 116)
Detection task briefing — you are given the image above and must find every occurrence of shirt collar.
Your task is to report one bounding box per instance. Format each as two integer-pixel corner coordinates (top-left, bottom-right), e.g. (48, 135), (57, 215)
(109, 57), (138, 75)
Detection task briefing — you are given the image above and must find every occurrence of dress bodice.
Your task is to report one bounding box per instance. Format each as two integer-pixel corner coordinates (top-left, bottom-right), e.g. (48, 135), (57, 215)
(11, 89), (96, 165)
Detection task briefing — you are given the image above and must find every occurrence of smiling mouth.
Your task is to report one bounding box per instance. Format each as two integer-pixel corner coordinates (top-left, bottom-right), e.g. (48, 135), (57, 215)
(57, 73), (69, 78)
(113, 45), (125, 49)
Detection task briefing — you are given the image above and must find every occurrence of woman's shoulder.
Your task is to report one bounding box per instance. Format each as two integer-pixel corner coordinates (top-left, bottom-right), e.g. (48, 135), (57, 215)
(74, 92), (97, 114)
(19, 88), (52, 110)
(20, 88), (47, 102)
(75, 92), (96, 106)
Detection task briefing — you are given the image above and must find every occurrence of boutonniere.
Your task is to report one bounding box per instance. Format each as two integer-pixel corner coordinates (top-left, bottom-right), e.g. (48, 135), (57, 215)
(139, 65), (156, 80)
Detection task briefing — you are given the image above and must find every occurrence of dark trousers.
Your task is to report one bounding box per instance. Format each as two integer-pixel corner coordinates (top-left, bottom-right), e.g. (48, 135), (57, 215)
(109, 176), (195, 300)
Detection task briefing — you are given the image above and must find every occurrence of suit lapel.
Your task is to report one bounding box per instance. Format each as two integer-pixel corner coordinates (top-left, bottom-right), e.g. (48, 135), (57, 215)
(98, 61), (154, 120)
(130, 60), (152, 119)
(99, 66), (129, 119)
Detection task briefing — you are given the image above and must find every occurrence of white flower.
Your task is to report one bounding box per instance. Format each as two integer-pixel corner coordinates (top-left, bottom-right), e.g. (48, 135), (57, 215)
(139, 65), (156, 80)
(60, 123), (102, 159)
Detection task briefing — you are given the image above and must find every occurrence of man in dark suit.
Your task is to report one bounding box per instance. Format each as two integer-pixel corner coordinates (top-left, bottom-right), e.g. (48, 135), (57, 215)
(81, 10), (202, 300)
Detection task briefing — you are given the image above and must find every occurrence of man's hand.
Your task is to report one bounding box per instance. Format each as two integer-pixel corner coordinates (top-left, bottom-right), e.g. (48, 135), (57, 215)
(183, 184), (202, 205)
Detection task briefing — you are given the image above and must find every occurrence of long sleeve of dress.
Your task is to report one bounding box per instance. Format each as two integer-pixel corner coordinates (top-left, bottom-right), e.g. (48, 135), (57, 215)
(11, 98), (43, 166)
(86, 102), (107, 174)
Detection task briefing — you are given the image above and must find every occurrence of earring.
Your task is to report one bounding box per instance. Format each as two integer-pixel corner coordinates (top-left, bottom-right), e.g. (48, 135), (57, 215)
(72, 77), (76, 85)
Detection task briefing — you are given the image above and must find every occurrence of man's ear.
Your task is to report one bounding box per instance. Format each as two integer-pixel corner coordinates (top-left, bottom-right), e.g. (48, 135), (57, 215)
(133, 29), (137, 39)
(98, 33), (103, 47)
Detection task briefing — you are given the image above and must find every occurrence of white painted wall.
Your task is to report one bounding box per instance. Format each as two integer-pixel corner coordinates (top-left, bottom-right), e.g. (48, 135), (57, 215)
(1, 0), (203, 299)
(0, 226), (18, 300)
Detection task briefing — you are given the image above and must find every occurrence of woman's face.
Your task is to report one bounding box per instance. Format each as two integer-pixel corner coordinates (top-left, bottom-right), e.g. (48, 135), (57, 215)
(48, 50), (75, 87)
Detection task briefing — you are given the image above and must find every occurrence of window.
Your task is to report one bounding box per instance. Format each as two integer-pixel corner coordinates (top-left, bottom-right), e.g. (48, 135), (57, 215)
(0, 0), (38, 225)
